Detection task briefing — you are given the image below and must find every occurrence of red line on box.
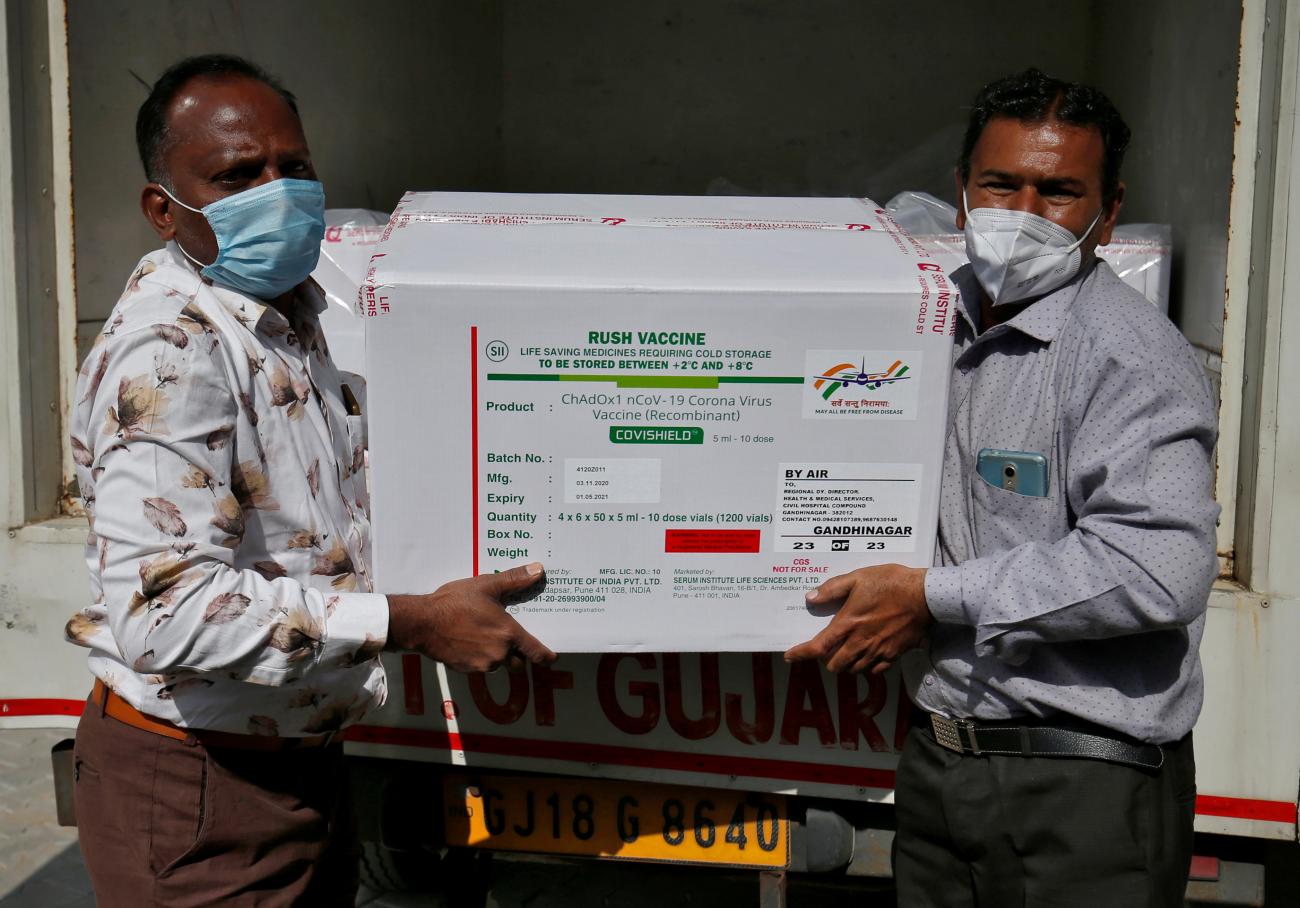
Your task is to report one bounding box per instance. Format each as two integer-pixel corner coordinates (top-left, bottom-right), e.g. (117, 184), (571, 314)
(471, 325), (479, 577)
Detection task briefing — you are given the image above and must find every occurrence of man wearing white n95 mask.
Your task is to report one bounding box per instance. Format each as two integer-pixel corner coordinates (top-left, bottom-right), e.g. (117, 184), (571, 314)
(67, 55), (554, 906)
(787, 69), (1217, 906)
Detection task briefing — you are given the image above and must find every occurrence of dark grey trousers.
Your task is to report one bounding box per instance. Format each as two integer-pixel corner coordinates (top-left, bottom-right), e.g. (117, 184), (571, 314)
(893, 725), (1196, 908)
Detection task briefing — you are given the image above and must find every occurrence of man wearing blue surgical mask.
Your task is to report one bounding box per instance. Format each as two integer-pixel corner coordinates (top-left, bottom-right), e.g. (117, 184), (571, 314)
(788, 69), (1218, 906)
(68, 55), (554, 906)
(139, 64), (324, 308)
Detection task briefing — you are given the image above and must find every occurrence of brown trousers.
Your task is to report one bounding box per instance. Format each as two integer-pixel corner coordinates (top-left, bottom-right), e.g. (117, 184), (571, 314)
(73, 697), (359, 907)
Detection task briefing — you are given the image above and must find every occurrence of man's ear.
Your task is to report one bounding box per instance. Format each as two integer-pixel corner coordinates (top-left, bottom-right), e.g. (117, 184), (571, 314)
(1097, 182), (1125, 247)
(140, 183), (176, 242)
(953, 168), (967, 231)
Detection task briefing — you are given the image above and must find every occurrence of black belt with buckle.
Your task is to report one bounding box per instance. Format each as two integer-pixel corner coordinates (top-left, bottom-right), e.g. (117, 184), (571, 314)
(920, 711), (1165, 770)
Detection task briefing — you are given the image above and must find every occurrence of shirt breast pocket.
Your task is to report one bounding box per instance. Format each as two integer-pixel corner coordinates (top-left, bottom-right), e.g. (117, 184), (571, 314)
(970, 471), (1065, 550)
(345, 413), (367, 453)
(343, 414), (368, 488)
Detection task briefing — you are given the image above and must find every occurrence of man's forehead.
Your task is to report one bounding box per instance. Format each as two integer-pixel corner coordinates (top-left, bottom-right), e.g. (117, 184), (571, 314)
(164, 76), (303, 156)
(972, 116), (1105, 179)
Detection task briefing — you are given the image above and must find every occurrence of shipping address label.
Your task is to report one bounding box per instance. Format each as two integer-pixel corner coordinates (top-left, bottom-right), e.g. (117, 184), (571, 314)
(775, 462), (921, 553)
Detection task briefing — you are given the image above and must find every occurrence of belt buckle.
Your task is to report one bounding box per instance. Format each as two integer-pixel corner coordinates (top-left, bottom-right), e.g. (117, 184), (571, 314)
(929, 714), (980, 755)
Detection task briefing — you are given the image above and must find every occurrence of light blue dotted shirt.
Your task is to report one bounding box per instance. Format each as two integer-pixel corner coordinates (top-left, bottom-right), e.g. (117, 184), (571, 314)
(906, 261), (1220, 745)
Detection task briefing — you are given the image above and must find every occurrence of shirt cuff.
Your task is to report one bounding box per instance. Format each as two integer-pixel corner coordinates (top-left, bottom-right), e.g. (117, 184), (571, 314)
(319, 592), (389, 667)
(924, 566), (968, 625)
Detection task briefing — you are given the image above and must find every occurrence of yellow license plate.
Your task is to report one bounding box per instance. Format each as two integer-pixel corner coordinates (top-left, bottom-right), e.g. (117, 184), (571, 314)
(442, 773), (790, 868)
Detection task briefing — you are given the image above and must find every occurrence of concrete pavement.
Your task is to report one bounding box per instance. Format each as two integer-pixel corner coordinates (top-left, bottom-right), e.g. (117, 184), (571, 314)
(0, 729), (90, 907)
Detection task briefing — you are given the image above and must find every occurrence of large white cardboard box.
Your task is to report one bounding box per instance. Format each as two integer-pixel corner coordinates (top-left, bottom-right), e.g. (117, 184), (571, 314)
(364, 193), (956, 652)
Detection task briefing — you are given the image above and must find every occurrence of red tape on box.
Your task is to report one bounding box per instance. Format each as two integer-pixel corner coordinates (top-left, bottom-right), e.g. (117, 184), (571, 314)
(664, 529), (762, 553)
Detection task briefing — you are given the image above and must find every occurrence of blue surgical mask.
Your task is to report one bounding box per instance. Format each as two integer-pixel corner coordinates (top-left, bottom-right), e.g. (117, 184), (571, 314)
(160, 178), (326, 300)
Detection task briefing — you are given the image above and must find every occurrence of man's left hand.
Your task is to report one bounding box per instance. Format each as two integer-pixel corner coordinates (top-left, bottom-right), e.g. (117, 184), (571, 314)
(784, 564), (931, 673)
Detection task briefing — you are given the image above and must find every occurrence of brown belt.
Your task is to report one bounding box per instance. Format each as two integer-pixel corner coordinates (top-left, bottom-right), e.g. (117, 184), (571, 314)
(91, 680), (335, 751)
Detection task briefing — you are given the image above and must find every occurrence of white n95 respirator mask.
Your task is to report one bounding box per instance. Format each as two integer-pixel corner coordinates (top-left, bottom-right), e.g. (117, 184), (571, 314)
(962, 189), (1103, 306)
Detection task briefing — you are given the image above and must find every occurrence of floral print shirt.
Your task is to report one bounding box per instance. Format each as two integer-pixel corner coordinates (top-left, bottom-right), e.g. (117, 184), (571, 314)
(67, 245), (388, 736)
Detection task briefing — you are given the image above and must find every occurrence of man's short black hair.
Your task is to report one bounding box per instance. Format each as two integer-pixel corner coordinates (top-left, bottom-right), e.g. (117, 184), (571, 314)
(959, 68), (1131, 203)
(135, 54), (299, 184)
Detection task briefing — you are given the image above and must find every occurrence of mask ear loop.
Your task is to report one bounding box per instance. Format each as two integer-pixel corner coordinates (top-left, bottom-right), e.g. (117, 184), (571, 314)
(1068, 205), (1106, 252)
(155, 183), (215, 269)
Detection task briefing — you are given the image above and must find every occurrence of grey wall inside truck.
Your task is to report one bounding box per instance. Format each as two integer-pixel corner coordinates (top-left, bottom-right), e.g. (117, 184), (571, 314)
(68, 0), (1237, 365)
(68, 0), (502, 340)
(499, 1), (1094, 200)
(499, 0), (1236, 364)
(1086, 0), (1241, 359)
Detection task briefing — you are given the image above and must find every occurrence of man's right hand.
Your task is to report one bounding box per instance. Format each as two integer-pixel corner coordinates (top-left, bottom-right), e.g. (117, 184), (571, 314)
(385, 562), (557, 673)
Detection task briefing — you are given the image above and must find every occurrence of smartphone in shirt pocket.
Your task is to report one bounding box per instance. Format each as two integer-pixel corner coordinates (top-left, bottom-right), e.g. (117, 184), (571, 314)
(976, 448), (1049, 497)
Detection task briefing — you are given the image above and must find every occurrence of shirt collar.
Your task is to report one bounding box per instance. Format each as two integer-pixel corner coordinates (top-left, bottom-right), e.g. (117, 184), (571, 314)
(160, 240), (270, 324)
(952, 266), (981, 336)
(229, 283), (327, 338)
(156, 240), (325, 351)
(246, 280), (328, 351)
(951, 260), (1096, 345)
(160, 241), (203, 294)
(162, 241), (327, 329)
(298, 278), (329, 317)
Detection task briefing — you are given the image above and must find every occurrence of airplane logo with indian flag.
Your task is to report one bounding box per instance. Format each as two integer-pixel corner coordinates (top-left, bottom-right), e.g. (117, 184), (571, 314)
(812, 358), (910, 400)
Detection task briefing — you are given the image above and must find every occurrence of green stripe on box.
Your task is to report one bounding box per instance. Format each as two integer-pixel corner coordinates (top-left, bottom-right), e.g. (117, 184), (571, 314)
(609, 426), (704, 444)
(594, 375), (718, 389)
(718, 376), (805, 384)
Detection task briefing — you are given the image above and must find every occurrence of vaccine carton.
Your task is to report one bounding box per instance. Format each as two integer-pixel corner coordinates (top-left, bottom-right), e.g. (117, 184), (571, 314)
(363, 193), (956, 652)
